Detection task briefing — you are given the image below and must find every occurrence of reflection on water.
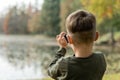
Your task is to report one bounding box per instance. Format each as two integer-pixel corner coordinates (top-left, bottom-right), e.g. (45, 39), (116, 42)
(0, 56), (42, 80)
(0, 35), (58, 80)
(0, 35), (120, 79)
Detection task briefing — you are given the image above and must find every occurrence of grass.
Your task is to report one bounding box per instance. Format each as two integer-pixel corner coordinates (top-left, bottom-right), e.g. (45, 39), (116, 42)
(115, 32), (120, 40)
(41, 74), (120, 80)
(103, 74), (120, 80)
(41, 77), (53, 80)
(98, 31), (120, 43)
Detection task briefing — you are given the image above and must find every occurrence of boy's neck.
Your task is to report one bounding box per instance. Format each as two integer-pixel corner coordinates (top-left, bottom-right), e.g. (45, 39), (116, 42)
(72, 43), (93, 58)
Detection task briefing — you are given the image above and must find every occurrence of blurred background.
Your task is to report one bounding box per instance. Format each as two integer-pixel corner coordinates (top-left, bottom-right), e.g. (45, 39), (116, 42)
(0, 0), (120, 80)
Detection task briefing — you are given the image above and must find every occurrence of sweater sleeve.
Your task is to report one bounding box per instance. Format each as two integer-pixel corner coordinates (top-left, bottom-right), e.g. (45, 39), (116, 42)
(47, 47), (67, 79)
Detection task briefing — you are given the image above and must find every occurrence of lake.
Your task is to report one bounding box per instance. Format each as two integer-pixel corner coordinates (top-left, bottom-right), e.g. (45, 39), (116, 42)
(0, 35), (119, 80)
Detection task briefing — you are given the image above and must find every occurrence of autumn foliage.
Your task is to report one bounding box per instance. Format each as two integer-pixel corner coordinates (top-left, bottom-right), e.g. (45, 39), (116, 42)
(0, 0), (120, 36)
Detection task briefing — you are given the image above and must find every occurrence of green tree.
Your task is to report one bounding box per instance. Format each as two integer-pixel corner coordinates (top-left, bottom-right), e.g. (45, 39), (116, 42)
(0, 17), (4, 33)
(98, 13), (120, 34)
(39, 0), (61, 36)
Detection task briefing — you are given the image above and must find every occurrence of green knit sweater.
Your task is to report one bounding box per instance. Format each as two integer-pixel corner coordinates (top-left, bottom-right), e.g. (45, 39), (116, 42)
(48, 48), (106, 80)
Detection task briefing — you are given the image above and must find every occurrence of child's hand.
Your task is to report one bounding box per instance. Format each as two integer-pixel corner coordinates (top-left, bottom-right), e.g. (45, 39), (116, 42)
(56, 32), (68, 48)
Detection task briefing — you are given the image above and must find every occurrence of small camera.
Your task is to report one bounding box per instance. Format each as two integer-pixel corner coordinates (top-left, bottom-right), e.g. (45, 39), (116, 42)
(64, 34), (69, 43)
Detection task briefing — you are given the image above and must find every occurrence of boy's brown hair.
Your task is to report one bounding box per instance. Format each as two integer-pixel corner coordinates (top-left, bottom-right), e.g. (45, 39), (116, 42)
(66, 10), (96, 44)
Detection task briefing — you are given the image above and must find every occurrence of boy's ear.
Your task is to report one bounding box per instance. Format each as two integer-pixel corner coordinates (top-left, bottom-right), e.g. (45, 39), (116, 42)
(94, 32), (99, 41)
(67, 35), (73, 44)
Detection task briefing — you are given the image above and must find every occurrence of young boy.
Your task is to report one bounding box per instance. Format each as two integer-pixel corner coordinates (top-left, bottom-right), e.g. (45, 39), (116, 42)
(48, 10), (106, 80)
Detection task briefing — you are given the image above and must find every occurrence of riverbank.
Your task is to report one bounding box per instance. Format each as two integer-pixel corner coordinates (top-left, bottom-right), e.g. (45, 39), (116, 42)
(0, 34), (57, 46)
(41, 74), (120, 80)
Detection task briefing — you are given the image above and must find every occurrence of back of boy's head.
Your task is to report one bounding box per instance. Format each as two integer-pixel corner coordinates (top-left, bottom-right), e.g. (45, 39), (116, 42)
(66, 10), (96, 45)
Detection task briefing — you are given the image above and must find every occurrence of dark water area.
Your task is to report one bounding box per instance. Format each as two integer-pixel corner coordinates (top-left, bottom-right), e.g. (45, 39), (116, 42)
(0, 35), (120, 79)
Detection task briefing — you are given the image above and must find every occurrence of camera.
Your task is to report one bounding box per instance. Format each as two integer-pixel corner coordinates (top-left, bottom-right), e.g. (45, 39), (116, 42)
(64, 34), (69, 43)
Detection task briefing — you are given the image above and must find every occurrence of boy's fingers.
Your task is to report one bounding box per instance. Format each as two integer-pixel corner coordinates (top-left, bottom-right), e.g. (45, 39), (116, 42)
(56, 32), (68, 48)
(59, 32), (66, 39)
(62, 37), (65, 41)
(60, 32), (65, 34)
